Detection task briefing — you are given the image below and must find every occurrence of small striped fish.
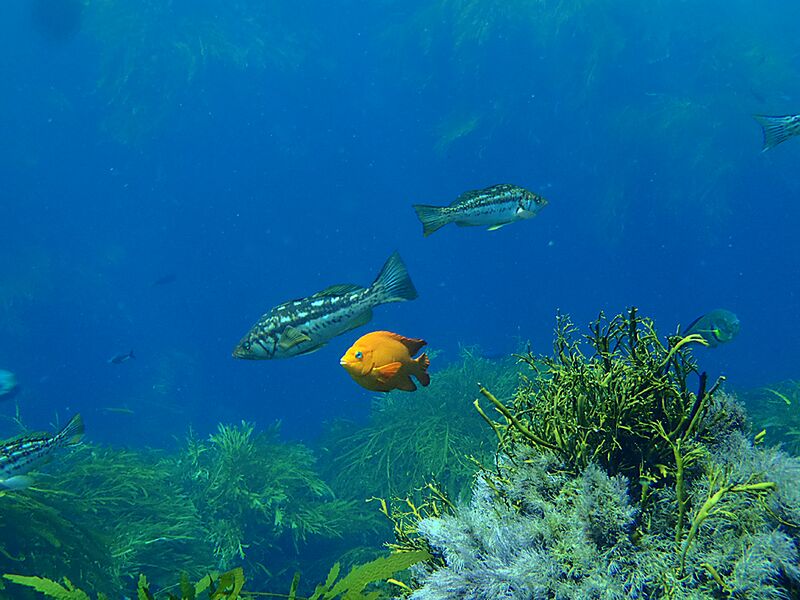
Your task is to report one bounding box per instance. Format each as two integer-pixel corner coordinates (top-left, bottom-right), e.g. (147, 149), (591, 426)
(0, 413), (84, 491)
(754, 113), (800, 151)
(232, 252), (418, 360)
(412, 183), (548, 237)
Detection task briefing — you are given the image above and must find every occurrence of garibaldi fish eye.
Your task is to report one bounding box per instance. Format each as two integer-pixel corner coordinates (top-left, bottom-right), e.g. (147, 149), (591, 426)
(233, 252), (418, 360)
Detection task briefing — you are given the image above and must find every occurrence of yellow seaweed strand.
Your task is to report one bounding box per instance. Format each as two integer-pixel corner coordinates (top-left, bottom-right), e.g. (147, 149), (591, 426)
(477, 384), (560, 452)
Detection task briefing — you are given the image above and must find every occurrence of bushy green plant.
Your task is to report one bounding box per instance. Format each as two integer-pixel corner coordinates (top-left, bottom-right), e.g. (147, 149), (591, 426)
(479, 309), (733, 497)
(175, 421), (376, 588)
(0, 444), (211, 597)
(399, 310), (800, 599)
(1, 420), (384, 597)
(56, 446), (212, 587)
(0, 483), (111, 597)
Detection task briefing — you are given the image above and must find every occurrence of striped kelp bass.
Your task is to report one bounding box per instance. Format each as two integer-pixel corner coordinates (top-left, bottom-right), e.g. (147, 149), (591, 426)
(233, 252), (418, 360)
(754, 113), (800, 151)
(412, 183), (548, 237)
(0, 413), (84, 491)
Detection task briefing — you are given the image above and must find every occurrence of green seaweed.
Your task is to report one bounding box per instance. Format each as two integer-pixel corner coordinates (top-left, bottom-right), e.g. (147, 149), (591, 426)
(2, 575), (92, 600)
(1, 418), (380, 597)
(741, 380), (800, 453)
(182, 421), (341, 556)
(3, 552), (429, 600)
(306, 551), (430, 600)
(476, 308), (728, 496)
(175, 421), (377, 591)
(0, 443), (206, 597)
(52, 446), (209, 590)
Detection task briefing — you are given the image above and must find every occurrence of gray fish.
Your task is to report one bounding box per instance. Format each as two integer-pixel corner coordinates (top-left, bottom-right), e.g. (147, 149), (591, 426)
(0, 369), (18, 398)
(233, 252), (418, 360)
(754, 113), (800, 151)
(683, 309), (740, 348)
(0, 413), (84, 491)
(151, 272), (177, 287)
(412, 183), (548, 237)
(108, 350), (135, 364)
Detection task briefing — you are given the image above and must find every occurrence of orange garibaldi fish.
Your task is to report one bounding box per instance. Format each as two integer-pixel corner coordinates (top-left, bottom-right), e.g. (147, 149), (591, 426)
(340, 331), (431, 392)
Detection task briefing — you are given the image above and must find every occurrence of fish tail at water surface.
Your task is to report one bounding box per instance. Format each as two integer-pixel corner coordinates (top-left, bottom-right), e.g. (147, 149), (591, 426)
(754, 114), (800, 151)
(370, 252), (418, 303)
(412, 204), (451, 236)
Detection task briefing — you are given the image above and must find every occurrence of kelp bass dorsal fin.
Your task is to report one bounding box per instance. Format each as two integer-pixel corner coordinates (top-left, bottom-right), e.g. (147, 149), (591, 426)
(452, 188), (483, 205)
(1, 431), (45, 445)
(452, 184), (509, 205)
(313, 283), (364, 297)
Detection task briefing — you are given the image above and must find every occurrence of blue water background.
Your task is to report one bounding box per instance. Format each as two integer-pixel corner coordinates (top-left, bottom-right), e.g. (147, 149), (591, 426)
(1, 0), (799, 447)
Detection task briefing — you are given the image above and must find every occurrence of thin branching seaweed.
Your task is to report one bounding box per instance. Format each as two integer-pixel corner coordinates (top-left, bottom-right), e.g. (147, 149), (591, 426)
(322, 347), (517, 503)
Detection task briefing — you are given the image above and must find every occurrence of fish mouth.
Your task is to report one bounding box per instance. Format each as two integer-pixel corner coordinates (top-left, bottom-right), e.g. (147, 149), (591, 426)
(232, 346), (251, 359)
(339, 358), (349, 366)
